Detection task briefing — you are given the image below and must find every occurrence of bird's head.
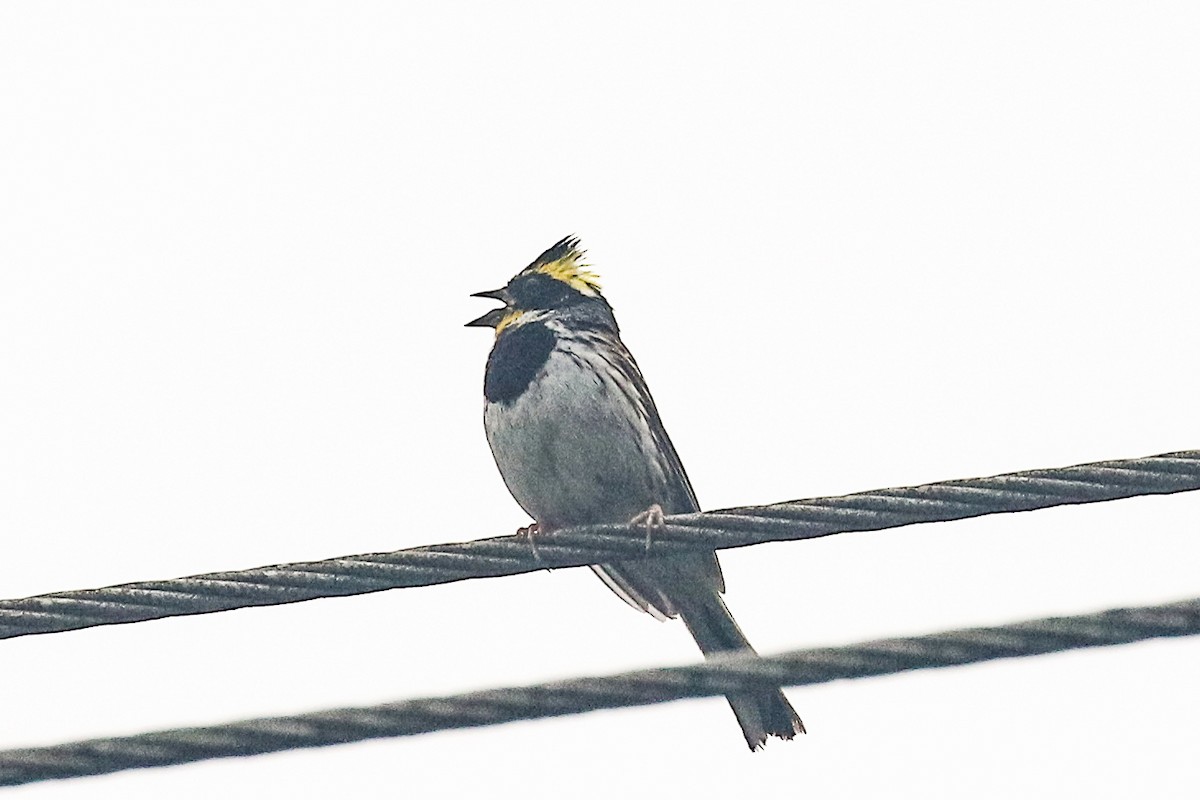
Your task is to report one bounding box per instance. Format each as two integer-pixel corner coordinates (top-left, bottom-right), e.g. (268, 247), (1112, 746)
(466, 236), (614, 335)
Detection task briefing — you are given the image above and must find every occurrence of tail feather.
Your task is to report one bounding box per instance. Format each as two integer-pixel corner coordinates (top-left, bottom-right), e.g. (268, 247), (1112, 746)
(678, 593), (805, 750)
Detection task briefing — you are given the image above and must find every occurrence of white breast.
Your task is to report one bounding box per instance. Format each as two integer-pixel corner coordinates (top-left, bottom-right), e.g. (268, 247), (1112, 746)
(483, 334), (668, 528)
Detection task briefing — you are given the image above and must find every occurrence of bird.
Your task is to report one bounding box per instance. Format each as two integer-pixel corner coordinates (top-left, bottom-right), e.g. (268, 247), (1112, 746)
(467, 235), (804, 749)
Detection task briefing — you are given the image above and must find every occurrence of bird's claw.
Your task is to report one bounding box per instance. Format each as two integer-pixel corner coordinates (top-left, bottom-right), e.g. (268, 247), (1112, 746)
(629, 504), (665, 555)
(516, 521), (543, 561)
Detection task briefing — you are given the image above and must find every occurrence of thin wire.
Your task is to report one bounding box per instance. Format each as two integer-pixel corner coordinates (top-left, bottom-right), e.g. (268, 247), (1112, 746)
(2, 450), (1197, 640)
(2, 597), (1196, 786)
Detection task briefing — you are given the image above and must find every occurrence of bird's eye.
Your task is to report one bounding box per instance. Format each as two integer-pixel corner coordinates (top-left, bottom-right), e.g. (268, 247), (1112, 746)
(512, 274), (579, 309)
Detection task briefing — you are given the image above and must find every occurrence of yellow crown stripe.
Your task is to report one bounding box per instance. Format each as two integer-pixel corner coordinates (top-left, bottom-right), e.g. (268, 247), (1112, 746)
(533, 253), (602, 296)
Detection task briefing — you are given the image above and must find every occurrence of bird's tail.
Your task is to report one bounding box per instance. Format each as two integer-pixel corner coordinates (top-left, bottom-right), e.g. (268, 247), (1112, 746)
(678, 592), (805, 750)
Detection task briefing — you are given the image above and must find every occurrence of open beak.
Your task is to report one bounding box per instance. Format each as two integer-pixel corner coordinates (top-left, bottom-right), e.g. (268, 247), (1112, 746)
(466, 287), (511, 328)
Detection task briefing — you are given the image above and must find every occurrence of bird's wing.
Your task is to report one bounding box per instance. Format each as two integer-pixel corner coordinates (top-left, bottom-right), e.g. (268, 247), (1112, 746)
(590, 340), (725, 618)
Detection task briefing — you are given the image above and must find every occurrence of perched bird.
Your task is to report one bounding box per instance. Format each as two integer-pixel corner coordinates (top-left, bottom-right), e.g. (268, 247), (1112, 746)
(467, 236), (804, 749)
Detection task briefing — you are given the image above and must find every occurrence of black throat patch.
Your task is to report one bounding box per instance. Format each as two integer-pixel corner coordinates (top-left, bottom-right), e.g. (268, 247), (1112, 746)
(484, 321), (557, 405)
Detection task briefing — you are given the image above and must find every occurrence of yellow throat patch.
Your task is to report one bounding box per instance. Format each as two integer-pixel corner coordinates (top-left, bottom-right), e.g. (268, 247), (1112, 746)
(495, 309), (527, 335)
(494, 308), (551, 335)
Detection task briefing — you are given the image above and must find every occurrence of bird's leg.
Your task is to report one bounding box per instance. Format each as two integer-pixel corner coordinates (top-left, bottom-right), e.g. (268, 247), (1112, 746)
(629, 503), (665, 555)
(516, 521), (543, 561)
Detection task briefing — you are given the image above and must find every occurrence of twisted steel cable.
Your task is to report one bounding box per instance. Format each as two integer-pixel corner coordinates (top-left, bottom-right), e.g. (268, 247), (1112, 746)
(2, 450), (1197, 641)
(2, 597), (1197, 786)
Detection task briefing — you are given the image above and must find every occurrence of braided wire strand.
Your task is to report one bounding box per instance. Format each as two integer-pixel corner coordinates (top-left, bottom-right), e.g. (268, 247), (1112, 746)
(1, 450), (1197, 640)
(2, 597), (1196, 786)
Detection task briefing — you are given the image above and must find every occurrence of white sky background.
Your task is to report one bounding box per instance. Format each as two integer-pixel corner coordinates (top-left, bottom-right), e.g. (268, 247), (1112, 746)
(1, 1), (1198, 797)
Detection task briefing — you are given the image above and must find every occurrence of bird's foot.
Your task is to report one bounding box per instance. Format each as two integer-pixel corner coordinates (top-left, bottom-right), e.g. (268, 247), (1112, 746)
(516, 521), (544, 561)
(629, 504), (665, 555)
